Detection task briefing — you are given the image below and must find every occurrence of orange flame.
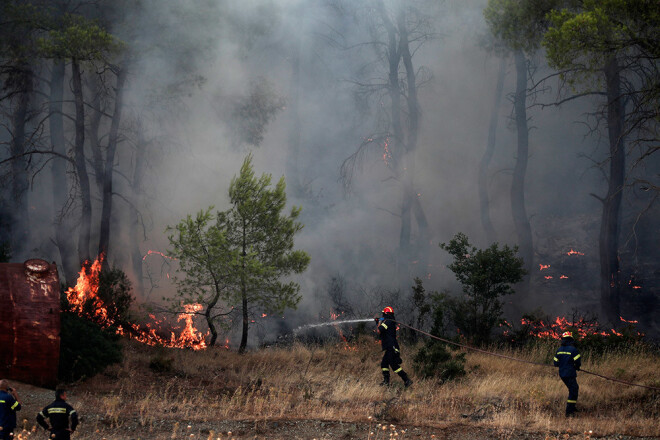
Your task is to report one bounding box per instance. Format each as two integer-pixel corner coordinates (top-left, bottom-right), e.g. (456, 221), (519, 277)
(142, 249), (176, 261)
(620, 316), (639, 324)
(566, 249), (585, 256)
(560, 275), (568, 279)
(539, 264), (550, 271)
(66, 255), (208, 350)
(521, 316), (631, 339)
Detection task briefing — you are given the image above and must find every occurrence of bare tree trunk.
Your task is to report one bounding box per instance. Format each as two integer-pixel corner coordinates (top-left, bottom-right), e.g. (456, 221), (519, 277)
(49, 59), (79, 285)
(239, 225), (248, 353)
(600, 58), (626, 325)
(88, 73), (104, 193)
(479, 56), (506, 244)
(129, 121), (146, 296)
(72, 58), (92, 264)
(398, 8), (430, 277)
(511, 50), (533, 291)
(9, 64), (32, 259)
(98, 67), (126, 263)
(376, 1), (410, 280)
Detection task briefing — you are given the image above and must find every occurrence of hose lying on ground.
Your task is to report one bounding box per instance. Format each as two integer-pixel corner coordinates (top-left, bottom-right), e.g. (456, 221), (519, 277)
(394, 320), (660, 392)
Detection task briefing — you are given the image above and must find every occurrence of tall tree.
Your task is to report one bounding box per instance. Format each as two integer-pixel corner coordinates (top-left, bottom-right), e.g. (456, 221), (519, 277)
(168, 155), (310, 351)
(543, 0), (660, 323)
(41, 13), (120, 264)
(484, 0), (556, 296)
(479, 55), (507, 244)
(341, 0), (433, 284)
(221, 154), (310, 353)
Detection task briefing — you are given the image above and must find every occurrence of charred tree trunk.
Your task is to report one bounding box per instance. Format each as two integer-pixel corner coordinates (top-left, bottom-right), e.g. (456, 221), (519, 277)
(9, 64), (33, 258)
(511, 50), (533, 292)
(88, 73), (104, 193)
(98, 67), (126, 263)
(479, 56), (506, 244)
(239, 225), (248, 353)
(129, 122), (146, 296)
(72, 58), (92, 264)
(377, 1), (409, 280)
(49, 59), (78, 285)
(398, 8), (430, 277)
(600, 58), (626, 325)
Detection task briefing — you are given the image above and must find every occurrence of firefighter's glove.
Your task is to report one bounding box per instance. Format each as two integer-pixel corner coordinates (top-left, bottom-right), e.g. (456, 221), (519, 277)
(374, 317), (380, 324)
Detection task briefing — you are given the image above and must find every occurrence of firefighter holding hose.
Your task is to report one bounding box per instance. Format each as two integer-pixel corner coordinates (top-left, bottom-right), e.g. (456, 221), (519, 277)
(554, 331), (581, 417)
(375, 307), (413, 388)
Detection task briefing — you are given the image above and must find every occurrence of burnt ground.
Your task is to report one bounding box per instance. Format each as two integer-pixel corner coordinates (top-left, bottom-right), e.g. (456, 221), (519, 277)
(9, 382), (657, 440)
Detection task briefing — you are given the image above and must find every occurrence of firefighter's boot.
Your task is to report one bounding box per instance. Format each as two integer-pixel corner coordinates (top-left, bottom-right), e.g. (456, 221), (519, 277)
(398, 370), (413, 388)
(565, 402), (577, 417)
(380, 370), (390, 386)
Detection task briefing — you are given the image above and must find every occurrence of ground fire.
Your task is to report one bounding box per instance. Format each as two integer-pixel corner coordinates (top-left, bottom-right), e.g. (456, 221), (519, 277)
(66, 255), (208, 350)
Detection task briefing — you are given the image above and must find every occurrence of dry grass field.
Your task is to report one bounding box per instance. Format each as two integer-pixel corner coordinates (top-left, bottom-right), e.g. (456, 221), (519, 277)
(11, 336), (660, 440)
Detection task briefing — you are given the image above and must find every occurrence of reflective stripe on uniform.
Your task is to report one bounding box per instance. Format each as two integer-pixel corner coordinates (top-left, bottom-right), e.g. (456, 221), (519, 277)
(48, 408), (67, 414)
(394, 348), (400, 353)
(0, 400), (4, 403)
(393, 368), (402, 373)
(567, 399), (577, 403)
(380, 323), (388, 329)
(556, 351), (572, 355)
(553, 357), (558, 362)
(70, 410), (76, 415)
(10, 401), (19, 410)
(382, 368), (389, 372)
(573, 354), (581, 360)
(38, 412), (45, 417)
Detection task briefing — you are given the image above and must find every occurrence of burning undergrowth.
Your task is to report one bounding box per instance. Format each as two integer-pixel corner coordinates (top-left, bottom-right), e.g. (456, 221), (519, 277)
(65, 254), (209, 350)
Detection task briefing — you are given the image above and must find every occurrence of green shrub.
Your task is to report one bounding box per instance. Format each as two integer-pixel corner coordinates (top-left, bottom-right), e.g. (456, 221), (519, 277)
(413, 341), (466, 382)
(58, 311), (123, 382)
(440, 233), (526, 345)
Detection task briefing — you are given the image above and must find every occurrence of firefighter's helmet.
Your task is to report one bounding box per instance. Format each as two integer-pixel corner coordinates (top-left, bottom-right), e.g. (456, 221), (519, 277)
(561, 331), (573, 339)
(382, 306), (394, 315)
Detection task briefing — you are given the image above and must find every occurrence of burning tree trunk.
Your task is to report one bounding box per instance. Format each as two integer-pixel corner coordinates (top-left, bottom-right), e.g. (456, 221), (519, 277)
(599, 57), (626, 324)
(511, 50), (533, 291)
(98, 66), (127, 262)
(479, 56), (506, 244)
(49, 59), (78, 286)
(71, 58), (92, 264)
(9, 64), (33, 258)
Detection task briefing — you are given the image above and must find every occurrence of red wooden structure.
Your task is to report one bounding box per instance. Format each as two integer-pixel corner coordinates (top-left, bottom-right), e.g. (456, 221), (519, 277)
(0, 259), (60, 387)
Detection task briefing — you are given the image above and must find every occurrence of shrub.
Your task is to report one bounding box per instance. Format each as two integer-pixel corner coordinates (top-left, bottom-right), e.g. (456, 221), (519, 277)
(440, 232), (526, 345)
(413, 341), (466, 381)
(58, 311), (123, 382)
(412, 282), (466, 382)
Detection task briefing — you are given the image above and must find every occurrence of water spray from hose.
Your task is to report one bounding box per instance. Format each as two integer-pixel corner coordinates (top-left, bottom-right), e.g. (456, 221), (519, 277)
(292, 318), (374, 335)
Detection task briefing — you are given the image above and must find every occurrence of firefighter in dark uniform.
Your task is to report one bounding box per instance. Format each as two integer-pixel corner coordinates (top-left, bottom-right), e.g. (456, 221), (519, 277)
(36, 389), (79, 440)
(375, 307), (412, 388)
(0, 379), (21, 440)
(554, 331), (581, 417)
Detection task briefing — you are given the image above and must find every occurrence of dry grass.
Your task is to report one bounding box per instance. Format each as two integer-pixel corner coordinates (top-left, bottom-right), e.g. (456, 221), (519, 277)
(18, 337), (659, 439)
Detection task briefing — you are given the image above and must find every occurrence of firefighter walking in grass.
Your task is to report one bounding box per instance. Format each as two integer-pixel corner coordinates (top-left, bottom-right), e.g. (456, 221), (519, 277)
(36, 389), (78, 440)
(375, 307), (413, 388)
(554, 331), (581, 417)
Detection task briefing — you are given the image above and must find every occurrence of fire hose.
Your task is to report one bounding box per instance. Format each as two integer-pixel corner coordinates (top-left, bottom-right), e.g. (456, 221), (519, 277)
(393, 320), (660, 392)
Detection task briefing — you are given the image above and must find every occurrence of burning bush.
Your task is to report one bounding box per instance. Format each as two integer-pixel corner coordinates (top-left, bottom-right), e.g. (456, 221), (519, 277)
(500, 309), (646, 354)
